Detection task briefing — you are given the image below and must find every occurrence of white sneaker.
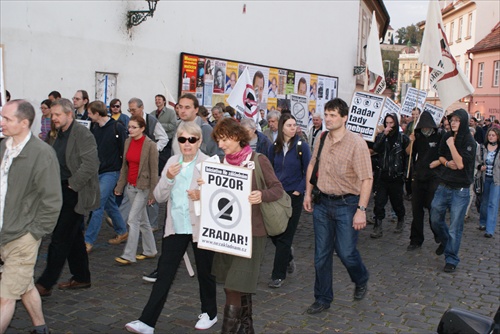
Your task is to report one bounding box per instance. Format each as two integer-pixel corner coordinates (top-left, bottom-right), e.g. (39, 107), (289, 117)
(195, 313), (218, 330)
(125, 320), (154, 334)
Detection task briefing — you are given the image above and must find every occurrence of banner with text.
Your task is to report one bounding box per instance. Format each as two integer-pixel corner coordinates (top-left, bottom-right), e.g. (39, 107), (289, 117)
(401, 87), (427, 117)
(347, 91), (384, 142)
(199, 162), (253, 258)
(379, 97), (401, 126)
(423, 103), (445, 127)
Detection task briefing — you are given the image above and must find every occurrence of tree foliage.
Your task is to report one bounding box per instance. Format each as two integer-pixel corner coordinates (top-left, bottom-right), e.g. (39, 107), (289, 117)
(396, 24), (423, 45)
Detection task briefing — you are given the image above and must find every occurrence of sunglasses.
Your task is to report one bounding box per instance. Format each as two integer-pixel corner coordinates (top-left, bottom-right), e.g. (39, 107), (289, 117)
(178, 136), (199, 144)
(111, 105), (121, 108)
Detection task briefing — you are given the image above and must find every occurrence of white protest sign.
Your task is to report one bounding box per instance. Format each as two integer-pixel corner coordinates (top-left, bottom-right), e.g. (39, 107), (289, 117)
(379, 97), (401, 126)
(401, 87), (427, 117)
(76, 119), (91, 129)
(199, 161), (253, 258)
(423, 103), (445, 127)
(347, 91), (384, 142)
(289, 94), (309, 133)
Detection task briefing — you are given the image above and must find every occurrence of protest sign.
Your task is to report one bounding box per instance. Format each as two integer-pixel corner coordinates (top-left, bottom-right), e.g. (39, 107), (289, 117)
(76, 119), (91, 129)
(379, 97), (401, 126)
(199, 161), (253, 258)
(289, 94), (309, 133)
(401, 87), (427, 116)
(423, 103), (445, 127)
(347, 91), (384, 142)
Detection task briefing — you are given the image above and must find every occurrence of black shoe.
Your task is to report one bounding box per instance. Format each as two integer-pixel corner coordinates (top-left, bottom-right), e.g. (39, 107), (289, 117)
(306, 301), (330, 314)
(478, 225), (486, 231)
(268, 278), (285, 288)
(354, 284), (368, 300)
(406, 244), (421, 251)
(142, 269), (158, 283)
(435, 243), (445, 255)
(444, 263), (456, 273)
(484, 233), (493, 238)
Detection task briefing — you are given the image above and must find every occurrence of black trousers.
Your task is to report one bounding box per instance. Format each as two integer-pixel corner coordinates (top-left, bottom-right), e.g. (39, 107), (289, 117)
(374, 177), (405, 220)
(37, 183), (91, 288)
(139, 234), (217, 327)
(409, 178), (439, 245)
(270, 192), (303, 280)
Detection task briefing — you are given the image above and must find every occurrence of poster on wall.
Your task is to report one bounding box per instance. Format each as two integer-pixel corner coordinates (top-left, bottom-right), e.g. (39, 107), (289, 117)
(179, 52), (339, 120)
(289, 94), (309, 133)
(95, 72), (117, 106)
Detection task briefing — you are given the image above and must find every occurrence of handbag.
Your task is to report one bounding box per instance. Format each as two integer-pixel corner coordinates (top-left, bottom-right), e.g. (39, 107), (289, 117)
(473, 173), (483, 195)
(253, 153), (292, 236)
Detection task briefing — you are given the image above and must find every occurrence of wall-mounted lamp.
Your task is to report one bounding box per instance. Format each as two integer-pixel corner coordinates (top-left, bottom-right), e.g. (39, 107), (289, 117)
(127, 0), (159, 29)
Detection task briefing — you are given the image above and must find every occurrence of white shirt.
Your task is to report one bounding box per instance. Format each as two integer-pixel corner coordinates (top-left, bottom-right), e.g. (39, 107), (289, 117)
(142, 111), (169, 151)
(0, 132), (32, 231)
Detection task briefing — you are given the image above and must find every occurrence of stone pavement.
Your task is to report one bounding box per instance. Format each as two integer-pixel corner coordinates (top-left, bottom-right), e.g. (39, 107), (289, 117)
(5, 199), (499, 333)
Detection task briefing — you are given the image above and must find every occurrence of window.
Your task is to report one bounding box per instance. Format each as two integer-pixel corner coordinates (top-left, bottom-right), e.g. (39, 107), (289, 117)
(478, 63), (484, 87)
(465, 61), (470, 79)
(457, 17), (463, 42)
(450, 22), (454, 44)
(494, 61), (500, 87)
(467, 13), (473, 38)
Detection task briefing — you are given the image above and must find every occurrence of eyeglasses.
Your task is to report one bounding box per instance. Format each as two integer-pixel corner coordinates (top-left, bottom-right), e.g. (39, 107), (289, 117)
(178, 136), (199, 144)
(111, 105), (121, 108)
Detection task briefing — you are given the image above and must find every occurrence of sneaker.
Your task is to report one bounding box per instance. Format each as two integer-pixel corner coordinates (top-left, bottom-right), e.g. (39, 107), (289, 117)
(435, 243), (445, 256)
(194, 313), (217, 330)
(125, 320), (154, 334)
(142, 270), (158, 283)
(268, 278), (284, 288)
(478, 225), (486, 231)
(406, 244), (421, 251)
(109, 232), (128, 245)
(354, 284), (368, 300)
(306, 301), (330, 314)
(444, 263), (456, 273)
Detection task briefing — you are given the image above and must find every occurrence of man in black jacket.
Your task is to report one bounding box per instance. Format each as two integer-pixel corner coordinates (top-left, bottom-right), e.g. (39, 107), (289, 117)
(405, 111), (442, 251)
(430, 109), (476, 273)
(371, 113), (410, 238)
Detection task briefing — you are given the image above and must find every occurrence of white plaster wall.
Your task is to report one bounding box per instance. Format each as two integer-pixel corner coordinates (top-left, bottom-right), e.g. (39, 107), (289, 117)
(1, 0), (361, 124)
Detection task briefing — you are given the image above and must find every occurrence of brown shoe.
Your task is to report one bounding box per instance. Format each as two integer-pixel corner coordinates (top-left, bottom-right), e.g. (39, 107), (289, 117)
(108, 232), (128, 245)
(35, 283), (53, 297)
(57, 279), (91, 290)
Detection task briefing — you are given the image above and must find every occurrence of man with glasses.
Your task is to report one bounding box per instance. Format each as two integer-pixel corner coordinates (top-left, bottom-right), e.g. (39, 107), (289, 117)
(431, 109), (476, 273)
(109, 98), (129, 129)
(72, 90), (90, 121)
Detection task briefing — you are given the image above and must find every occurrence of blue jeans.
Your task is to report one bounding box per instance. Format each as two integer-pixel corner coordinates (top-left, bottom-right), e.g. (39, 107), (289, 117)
(430, 184), (469, 267)
(85, 171), (127, 245)
(479, 176), (500, 235)
(312, 194), (369, 305)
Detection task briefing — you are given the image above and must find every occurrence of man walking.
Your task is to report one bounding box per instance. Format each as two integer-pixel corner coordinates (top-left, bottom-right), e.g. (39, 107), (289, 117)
(85, 100), (128, 252)
(303, 98), (372, 314)
(0, 100), (62, 334)
(431, 109), (476, 273)
(35, 98), (100, 296)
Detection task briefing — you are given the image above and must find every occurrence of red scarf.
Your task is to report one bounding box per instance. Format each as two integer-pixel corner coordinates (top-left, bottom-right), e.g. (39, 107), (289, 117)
(225, 145), (252, 166)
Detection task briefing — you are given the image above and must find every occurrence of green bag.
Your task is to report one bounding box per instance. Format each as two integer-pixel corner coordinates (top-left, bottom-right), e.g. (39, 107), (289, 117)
(253, 153), (292, 236)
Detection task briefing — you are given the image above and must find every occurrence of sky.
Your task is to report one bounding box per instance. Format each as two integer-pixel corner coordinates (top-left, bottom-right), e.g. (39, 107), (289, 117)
(384, 0), (430, 31)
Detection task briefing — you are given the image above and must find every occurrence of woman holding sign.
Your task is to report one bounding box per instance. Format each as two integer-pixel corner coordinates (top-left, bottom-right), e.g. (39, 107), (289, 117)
(125, 122), (218, 333)
(211, 118), (283, 334)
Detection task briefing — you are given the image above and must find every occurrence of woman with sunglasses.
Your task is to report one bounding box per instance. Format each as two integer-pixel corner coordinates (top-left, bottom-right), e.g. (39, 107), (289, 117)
(125, 122), (218, 334)
(109, 98), (130, 128)
(114, 115), (158, 265)
(210, 118), (283, 334)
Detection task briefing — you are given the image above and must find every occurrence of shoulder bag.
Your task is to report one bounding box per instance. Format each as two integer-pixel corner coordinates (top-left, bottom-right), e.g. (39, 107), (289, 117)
(253, 153), (292, 236)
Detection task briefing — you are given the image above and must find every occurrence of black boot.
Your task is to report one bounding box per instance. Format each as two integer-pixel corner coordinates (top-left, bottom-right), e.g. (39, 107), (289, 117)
(222, 305), (241, 334)
(394, 217), (404, 233)
(370, 219), (383, 238)
(237, 294), (254, 334)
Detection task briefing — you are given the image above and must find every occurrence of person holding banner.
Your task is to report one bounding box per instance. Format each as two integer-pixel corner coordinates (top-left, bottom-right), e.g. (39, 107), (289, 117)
(405, 111), (442, 251)
(211, 117), (283, 334)
(125, 122), (218, 333)
(267, 114), (311, 288)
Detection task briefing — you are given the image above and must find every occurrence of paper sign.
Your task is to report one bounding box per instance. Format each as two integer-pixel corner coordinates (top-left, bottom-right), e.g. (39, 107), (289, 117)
(401, 87), (427, 116)
(347, 91), (384, 142)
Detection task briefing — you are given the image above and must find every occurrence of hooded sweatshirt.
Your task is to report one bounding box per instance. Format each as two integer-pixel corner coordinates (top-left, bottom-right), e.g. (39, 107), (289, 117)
(373, 113), (410, 180)
(437, 109), (476, 188)
(412, 111), (443, 181)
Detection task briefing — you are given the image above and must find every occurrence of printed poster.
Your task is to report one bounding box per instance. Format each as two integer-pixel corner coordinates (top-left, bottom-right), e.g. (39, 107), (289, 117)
(181, 54), (198, 93)
(213, 60), (227, 94)
(225, 62), (238, 95)
(401, 87), (427, 117)
(423, 103), (445, 127)
(379, 97), (401, 126)
(289, 94), (309, 133)
(199, 162), (253, 258)
(347, 91), (385, 142)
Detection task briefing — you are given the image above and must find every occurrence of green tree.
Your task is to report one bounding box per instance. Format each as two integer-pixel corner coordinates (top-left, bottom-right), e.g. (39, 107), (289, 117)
(396, 27), (407, 44)
(396, 24), (423, 45)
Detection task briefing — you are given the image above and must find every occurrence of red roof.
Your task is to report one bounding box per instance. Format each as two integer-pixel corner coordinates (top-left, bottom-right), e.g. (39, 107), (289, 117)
(468, 22), (500, 53)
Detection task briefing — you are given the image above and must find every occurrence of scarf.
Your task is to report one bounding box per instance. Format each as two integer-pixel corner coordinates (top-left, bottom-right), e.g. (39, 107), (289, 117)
(225, 145), (252, 166)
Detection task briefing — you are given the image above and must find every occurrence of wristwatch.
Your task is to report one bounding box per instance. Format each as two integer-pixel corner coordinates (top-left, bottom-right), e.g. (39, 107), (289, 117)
(357, 205), (367, 212)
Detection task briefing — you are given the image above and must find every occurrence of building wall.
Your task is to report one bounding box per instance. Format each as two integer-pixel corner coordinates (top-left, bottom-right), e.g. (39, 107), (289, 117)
(1, 0), (362, 116)
(469, 50), (500, 120)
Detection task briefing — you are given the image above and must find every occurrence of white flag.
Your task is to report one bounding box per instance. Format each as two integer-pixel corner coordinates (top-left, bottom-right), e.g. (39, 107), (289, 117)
(365, 11), (386, 94)
(161, 81), (177, 108)
(419, 0), (474, 110)
(226, 67), (259, 124)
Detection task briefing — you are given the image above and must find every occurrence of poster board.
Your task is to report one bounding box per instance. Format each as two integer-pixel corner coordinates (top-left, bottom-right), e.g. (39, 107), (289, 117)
(401, 87), (427, 117)
(199, 161), (253, 258)
(179, 52), (338, 119)
(347, 91), (384, 142)
(423, 103), (445, 127)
